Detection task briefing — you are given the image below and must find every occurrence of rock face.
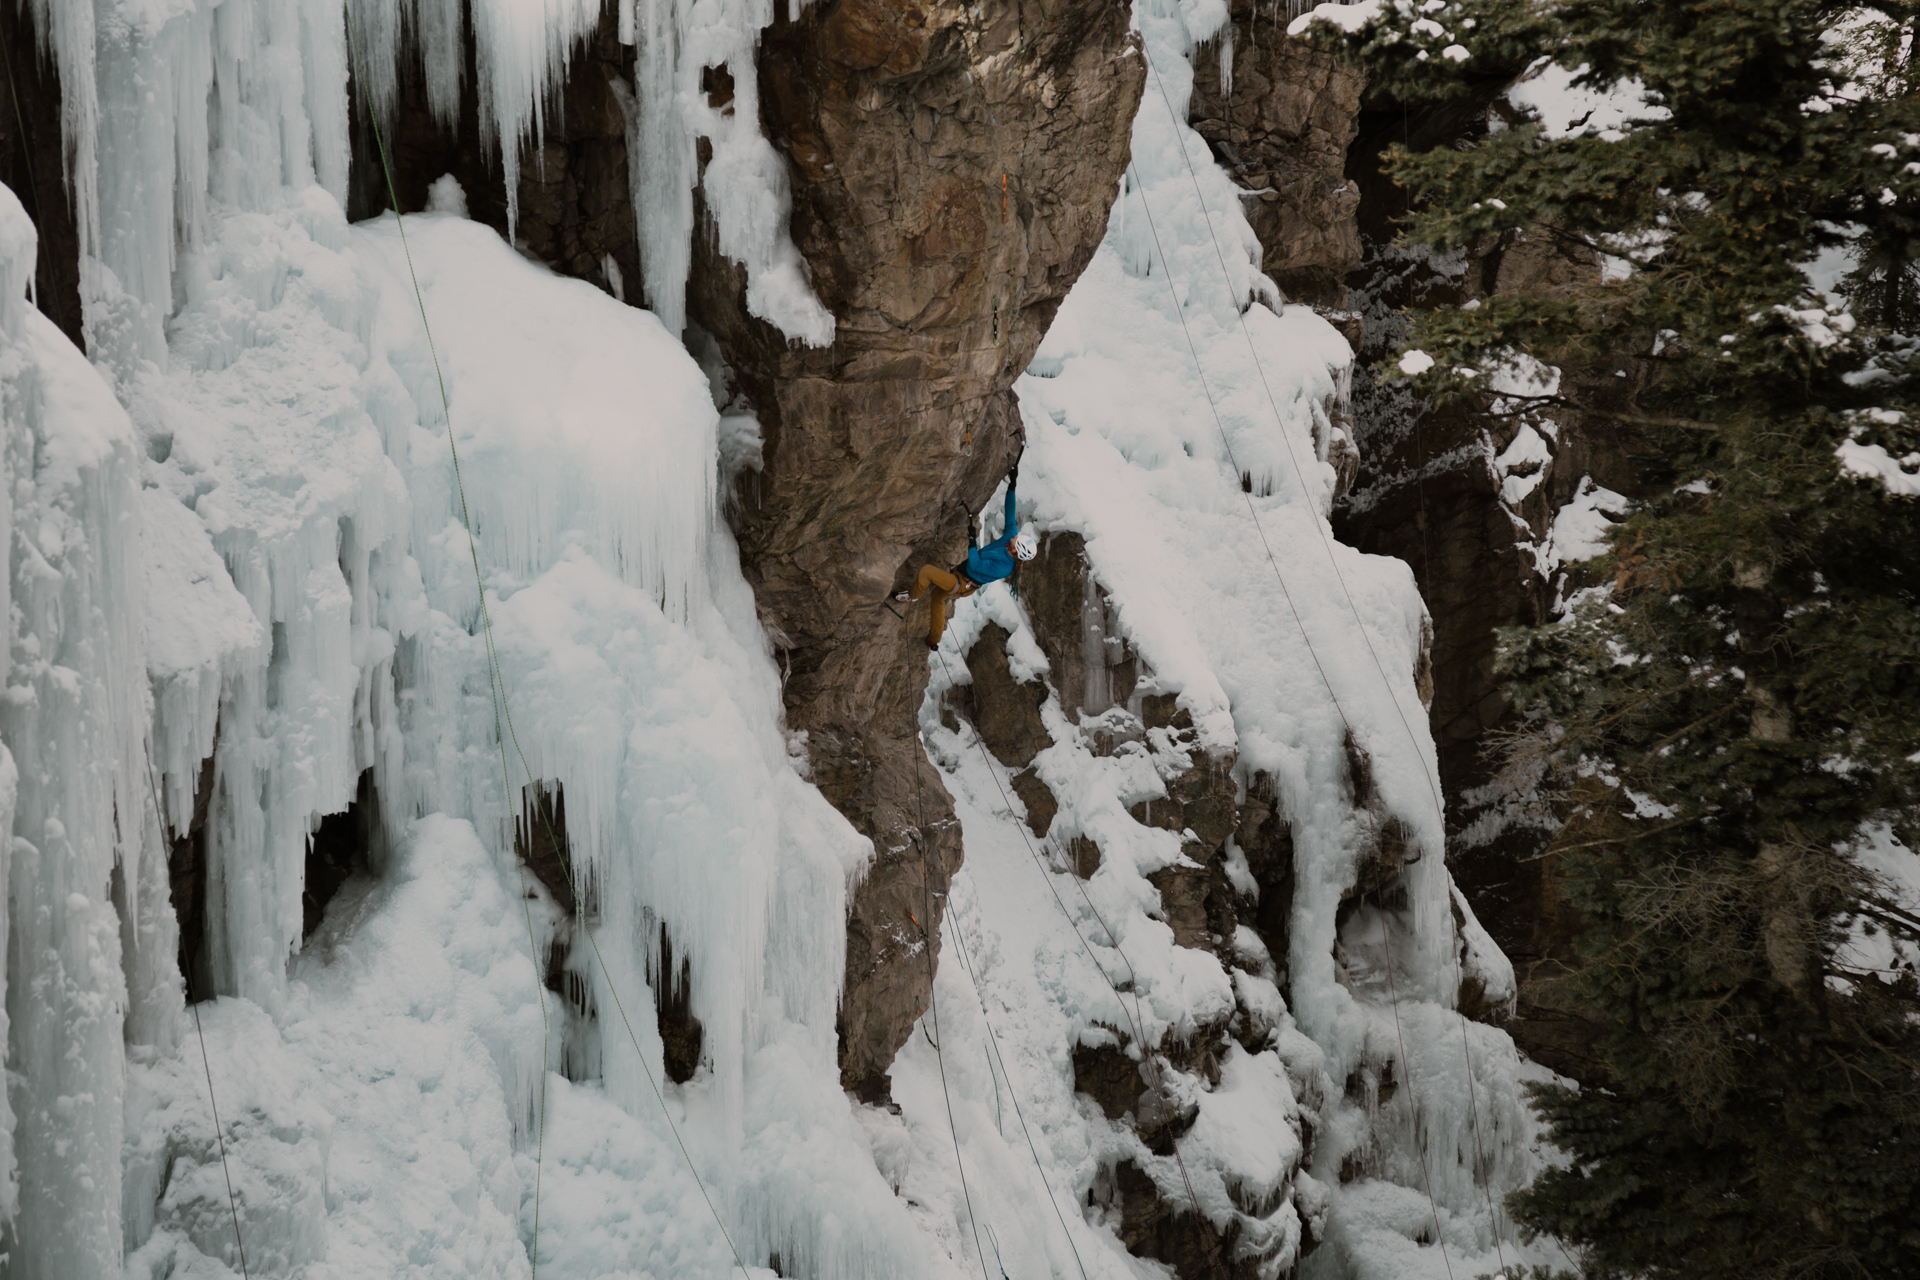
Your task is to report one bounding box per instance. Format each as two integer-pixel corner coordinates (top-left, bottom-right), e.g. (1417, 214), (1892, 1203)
(347, 0), (1146, 1102)
(1187, 1), (1364, 310)
(686, 0), (1146, 1100)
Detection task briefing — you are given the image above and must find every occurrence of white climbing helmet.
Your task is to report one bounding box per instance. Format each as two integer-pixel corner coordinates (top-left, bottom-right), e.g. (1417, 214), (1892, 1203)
(1012, 530), (1039, 561)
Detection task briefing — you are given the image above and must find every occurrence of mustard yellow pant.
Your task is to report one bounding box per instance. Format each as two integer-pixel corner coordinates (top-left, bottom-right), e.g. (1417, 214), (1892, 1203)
(910, 564), (977, 647)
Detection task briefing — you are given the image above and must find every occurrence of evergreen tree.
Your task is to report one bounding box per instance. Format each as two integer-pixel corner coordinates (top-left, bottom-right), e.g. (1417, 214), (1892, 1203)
(1300, 0), (1920, 1275)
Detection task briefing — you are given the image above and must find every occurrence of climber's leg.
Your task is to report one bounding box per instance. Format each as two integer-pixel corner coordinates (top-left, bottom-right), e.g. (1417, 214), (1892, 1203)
(903, 564), (957, 647)
(913, 564), (956, 601)
(928, 573), (979, 649)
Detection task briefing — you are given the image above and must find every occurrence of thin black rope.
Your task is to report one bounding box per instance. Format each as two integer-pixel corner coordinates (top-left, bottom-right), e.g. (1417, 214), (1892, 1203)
(944, 868), (1094, 1280)
(1394, 98), (1511, 1257)
(141, 751), (249, 1279)
(1136, 37), (1511, 1270)
(191, 1003), (251, 1280)
(1137, 45), (1448, 830)
(1129, 150), (1461, 1280)
(909, 741), (996, 1280)
(1121, 119), (1451, 1280)
(931, 649), (1226, 1271)
(1373, 892), (1457, 1273)
(341, 7), (745, 1274)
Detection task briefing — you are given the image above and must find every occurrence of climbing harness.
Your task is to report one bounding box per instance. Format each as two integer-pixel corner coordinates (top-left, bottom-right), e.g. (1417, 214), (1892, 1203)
(343, 7), (749, 1276)
(1131, 37), (1511, 1271)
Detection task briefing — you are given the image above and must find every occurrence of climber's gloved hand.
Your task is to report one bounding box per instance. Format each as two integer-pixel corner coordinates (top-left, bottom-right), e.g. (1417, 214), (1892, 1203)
(1007, 461), (1019, 486)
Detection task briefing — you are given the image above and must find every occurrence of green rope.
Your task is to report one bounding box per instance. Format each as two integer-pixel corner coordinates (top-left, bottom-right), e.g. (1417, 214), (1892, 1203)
(341, 8), (747, 1275)
(337, 9), (553, 1269)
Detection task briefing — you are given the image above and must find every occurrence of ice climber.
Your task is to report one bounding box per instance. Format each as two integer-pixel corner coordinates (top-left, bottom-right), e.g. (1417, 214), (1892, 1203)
(895, 462), (1038, 650)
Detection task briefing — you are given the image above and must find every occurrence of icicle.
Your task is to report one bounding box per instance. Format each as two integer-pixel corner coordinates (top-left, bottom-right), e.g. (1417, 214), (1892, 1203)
(1, 183), (147, 1274)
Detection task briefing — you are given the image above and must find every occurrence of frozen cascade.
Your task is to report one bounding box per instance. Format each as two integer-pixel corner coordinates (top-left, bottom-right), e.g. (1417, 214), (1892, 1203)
(0, 185), (153, 1275)
(0, 0), (1564, 1276)
(883, 1), (1565, 1278)
(621, 0), (837, 341)
(70, 0), (827, 370)
(9, 2), (892, 1275)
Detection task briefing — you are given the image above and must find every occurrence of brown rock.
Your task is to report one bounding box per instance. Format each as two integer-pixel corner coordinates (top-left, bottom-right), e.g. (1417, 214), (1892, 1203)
(346, 8), (642, 307)
(1236, 771), (1294, 981)
(167, 751), (219, 1004)
(685, 0), (1144, 1097)
(1188, 0), (1365, 308)
(1169, 751), (1239, 849)
(826, 735), (965, 1102)
(1129, 796), (1184, 833)
(1107, 1158), (1251, 1279)
(1140, 691), (1191, 732)
(1148, 846), (1215, 952)
(0, 1), (83, 347)
(1008, 766), (1057, 837)
(963, 621), (1054, 768)
(650, 926), (706, 1085)
(515, 781), (577, 914)
(1067, 834), (1103, 879)
(1074, 1034), (1143, 1120)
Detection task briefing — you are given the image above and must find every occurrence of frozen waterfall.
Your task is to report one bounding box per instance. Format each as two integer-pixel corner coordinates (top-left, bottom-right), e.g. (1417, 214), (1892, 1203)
(0, 0), (1560, 1276)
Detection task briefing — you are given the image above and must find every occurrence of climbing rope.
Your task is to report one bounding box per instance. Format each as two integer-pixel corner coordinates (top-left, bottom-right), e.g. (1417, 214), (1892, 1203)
(142, 751), (250, 1280)
(190, 1000), (251, 1280)
(1124, 157), (1465, 1280)
(930, 648), (1229, 1273)
(338, 11), (558, 1270)
(907, 741), (998, 1280)
(906, 613), (1089, 1280)
(1132, 35), (1510, 1269)
(945, 872), (1095, 1280)
(342, 7), (748, 1276)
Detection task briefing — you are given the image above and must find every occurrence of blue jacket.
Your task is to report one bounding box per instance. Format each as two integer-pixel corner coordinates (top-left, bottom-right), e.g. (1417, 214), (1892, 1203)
(963, 485), (1020, 585)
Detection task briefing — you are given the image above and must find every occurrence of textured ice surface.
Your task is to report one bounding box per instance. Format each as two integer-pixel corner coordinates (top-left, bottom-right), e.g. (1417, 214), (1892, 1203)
(1, 184), (150, 1274)
(879, 1), (1564, 1277)
(4, 0), (1568, 1275)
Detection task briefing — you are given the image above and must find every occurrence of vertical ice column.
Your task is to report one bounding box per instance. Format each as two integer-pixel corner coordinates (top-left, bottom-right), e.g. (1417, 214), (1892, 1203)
(469, 0), (602, 236)
(0, 184), (23, 1235)
(21, 0), (101, 264)
(625, 0), (696, 335)
(616, 0), (834, 343)
(0, 186), (149, 1275)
